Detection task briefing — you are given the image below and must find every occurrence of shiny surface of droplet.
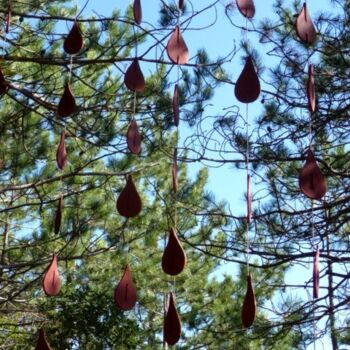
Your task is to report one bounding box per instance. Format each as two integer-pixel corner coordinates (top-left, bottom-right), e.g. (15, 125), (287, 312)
(164, 292), (181, 346)
(307, 64), (316, 113)
(162, 228), (187, 276)
(241, 273), (256, 328)
(116, 175), (142, 218)
(54, 196), (63, 235)
(42, 254), (61, 296)
(167, 26), (189, 65)
(56, 131), (68, 170)
(58, 83), (76, 118)
(0, 69), (8, 96)
(236, 0), (255, 18)
(114, 264), (137, 310)
(173, 84), (180, 127)
(235, 56), (260, 103)
(247, 174), (252, 224)
(64, 22), (84, 55)
(172, 148), (178, 193)
(296, 3), (317, 45)
(313, 246), (320, 299)
(124, 59), (145, 92)
(35, 328), (52, 350)
(299, 149), (327, 200)
(127, 118), (141, 155)
(133, 0), (142, 24)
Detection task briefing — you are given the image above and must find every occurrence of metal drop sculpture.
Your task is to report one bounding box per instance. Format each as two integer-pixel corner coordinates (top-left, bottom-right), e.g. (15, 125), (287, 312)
(172, 148), (178, 193)
(236, 0), (256, 19)
(114, 264), (137, 310)
(299, 149), (327, 200)
(42, 254), (61, 296)
(164, 292), (182, 346)
(167, 26), (189, 65)
(54, 196), (63, 235)
(235, 56), (260, 103)
(64, 22), (84, 55)
(0, 69), (8, 96)
(124, 58), (145, 93)
(127, 118), (141, 155)
(172, 84), (180, 127)
(313, 246), (320, 299)
(58, 83), (76, 118)
(247, 174), (252, 224)
(56, 131), (67, 170)
(116, 175), (142, 218)
(307, 64), (316, 113)
(133, 0), (142, 25)
(296, 2), (317, 45)
(162, 228), (187, 276)
(241, 273), (256, 328)
(35, 328), (52, 350)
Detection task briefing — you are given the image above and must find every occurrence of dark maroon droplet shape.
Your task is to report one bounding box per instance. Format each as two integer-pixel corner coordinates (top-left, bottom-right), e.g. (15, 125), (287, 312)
(296, 3), (316, 45)
(54, 196), (63, 235)
(42, 254), (61, 296)
(64, 22), (84, 55)
(124, 59), (145, 93)
(58, 83), (76, 118)
(236, 0), (255, 19)
(164, 292), (181, 346)
(307, 64), (316, 113)
(35, 328), (52, 350)
(0, 69), (8, 96)
(127, 118), (141, 155)
(179, 0), (185, 10)
(173, 84), (180, 127)
(133, 0), (142, 24)
(5, 6), (11, 34)
(241, 273), (256, 328)
(116, 175), (142, 218)
(167, 26), (189, 65)
(114, 264), (137, 310)
(56, 131), (67, 170)
(313, 246), (320, 299)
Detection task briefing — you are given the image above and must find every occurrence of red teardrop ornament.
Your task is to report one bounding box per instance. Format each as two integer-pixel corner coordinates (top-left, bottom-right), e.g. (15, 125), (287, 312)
(173, 84), (180, 127)
(236, 0), (255, 19)
(63, 22), (84, 55)
(133, 0), (142, 25)
(247, 174), (252, 224)
(179, 0), (185, 10)
(0, 69), (8, 96)
(164, 292), (181, 346)
(35, 328), (52, 350)
(235, 56), (260, 103)
(127, 118), (141, 154)
(114, 264), (137, 310)
(172, 148), (178, 193)
(124, 59), (145, 93)
(116, 175), (142, 218)
(241, 273), (256, 328)
(42, 254), (61, 296)
(162, 228), (186, 276)
(58, 83), (76, 118)
(296, 3), (317, 45)
(299, 149), (327, 200)
(54, 196), (63, 235)
(167, 26), (189, 65)
(307, 64), (316, 113)
(313, 246), (320, 299)
(56, 131), (68, 170)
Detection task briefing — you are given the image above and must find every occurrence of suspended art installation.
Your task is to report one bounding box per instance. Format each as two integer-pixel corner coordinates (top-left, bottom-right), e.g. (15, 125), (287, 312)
(313, 246), (320, 299)
(124, 58), (145, 92)
(133, 0), (142, 25)
(56, 131), (68, 170)
(179, 0), (185, 10)
(307, 64), (316, 113)
(162, 228), (187, 276)
(166, 26), (189, 65)
(114, 264), (137, 310)
(164, 292), (182, 346)
(58, 83), (76, 118)
(172, 84), (180, 127)
(296, 2), (317, 45)
(0, 69), (8, 96)
(127, 118), (141, 155)
(234, 56), (260, 103)
(63, 22), (84, 55)
(299, 149), (327, 200)
(172, 148), (178, 193)
(54, 196), (63, 235)
(247, 174), (252, 224)
(236, 0), (256, 19)
(42, 254), (61, 296)
(35, 328), (52, 350)
(116, 175), (142, 218)
(241, 273), (256, 328)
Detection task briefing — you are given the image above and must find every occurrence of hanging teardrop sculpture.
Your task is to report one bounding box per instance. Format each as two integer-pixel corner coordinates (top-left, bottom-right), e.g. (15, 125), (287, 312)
(241, 273), (256, 328)
(116, 175), (142, 218)
(42, 254), (61, 296)
(56, 131), (68, 170)
(179, 0), (185, 10)
(58, 83), (76, 118)
(247, 174), (252, 224)
(5, 6), (11, 34)
(307, 64), (316, 113)
(235, 56), (260, 103)
(0, 69), (8, 96)
(162, 228), (187, 276)
(127, 118), (141, 155)
(299, 149), (327, 200)
(124, 58), (145, 92)
(35, 328), (52, 350)
(63, 22), (84, 55)
(236, 0), (255, 19)
(172, 148), (178, 193)
(313, 246), (320, 299)
(114, 264), (137, 310)
(54, 196), (63, 235)
(173, 84), (180, 127)
(167, 26), (189, 65)
(164, 292), (182, 346)
(133, 0), (142, 25)
(296, 3), (317, 45)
